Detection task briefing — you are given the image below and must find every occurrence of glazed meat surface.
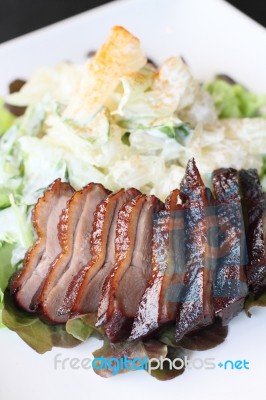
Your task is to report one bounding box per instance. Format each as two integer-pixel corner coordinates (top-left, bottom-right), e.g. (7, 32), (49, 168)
(240, 169), (266, 298)
(97, 195), (164, 342)
(59, 188), (141, 316)
(8, 158), (266, 346)
(175, 159), (214, 341)
(38, 183), (109, 323)
(130, 189), (183, 340)
(212, 168), (248, 324)
(10, 180), (74, 312)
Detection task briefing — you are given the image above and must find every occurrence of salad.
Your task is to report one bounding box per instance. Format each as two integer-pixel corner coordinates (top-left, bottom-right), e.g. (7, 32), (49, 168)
(0, 25), (266, 332)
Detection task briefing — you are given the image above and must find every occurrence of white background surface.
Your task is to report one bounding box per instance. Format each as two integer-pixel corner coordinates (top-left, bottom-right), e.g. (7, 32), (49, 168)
(0, 0), (266, 399)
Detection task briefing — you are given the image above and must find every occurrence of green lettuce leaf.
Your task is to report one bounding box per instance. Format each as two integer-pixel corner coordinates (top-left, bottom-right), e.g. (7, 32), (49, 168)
(0, 197), (34, 328)
(0, 198), (34, 270)
(0, 99), (15, 137)
(148, 345), (186, 381)
(66, 314), (187, 381)
(2, 290), (80, 353)
(0, 188), (12, 209)
(158, 319), (228, 351)
(244, 292), (266, 317)
(66, 313), (104, 342)
(205, 79), (266, 118)
(0, 243), (15, 327)
(260, 156), (266, 191)
(92, 338), (168, 378)
(92, 337), (187, 381)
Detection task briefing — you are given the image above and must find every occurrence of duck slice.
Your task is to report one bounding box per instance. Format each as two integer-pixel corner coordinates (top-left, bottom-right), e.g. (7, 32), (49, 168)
(159, 190), (185, 324)
(239, 169), (266, 298)
(175, 159), (215, 341)
(130, 189), (183, 340)
(38, 183), (109, 323)
(97, 195), (164, 342)
(212, 168), (248, 324)
(10, 179), (74, 312)
(58, 188), (141, 317)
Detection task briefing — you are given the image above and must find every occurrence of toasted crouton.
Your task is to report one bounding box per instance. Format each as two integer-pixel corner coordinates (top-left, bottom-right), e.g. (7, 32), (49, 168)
(64, 26), (146, 120)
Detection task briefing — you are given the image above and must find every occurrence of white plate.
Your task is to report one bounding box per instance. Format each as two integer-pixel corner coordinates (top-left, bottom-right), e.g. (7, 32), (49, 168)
(1, 1), (266, 399)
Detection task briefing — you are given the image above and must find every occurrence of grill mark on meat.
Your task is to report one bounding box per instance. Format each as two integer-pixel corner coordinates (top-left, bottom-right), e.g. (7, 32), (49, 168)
(175, 159), (215, 341)
(10, 179), (74, 312)
(159, 190), (184, 324)
(239, 169), (266, 298)
(212, 168), (248, 324)
(58, 188), (141, 316)
(130, 190), (182, 340)
(38, 183), (109, 323)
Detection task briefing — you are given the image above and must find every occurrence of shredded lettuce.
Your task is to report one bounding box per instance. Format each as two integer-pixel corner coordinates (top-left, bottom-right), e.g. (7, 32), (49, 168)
(18, 136), (67, 205)
(0, 98), (15, 137)
(0, 188), (11, 209)
(8, 195), (34, 251)
(112, 57), (217, 129)
(0, 196), (34, 325)
(6, 63), (83, 108)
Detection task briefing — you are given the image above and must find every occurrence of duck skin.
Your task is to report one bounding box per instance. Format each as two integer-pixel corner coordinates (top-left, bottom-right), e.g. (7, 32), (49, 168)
(239, 169), (266, 299)
(97, 195), (164, 342)
(10, 179), (74, 312)
(212, 168), (248, 324)
(58, 188), (141, 317)
(175, 159), (215, 341)
(38, 183), (109, 323)
(130, 189), (183, 340)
